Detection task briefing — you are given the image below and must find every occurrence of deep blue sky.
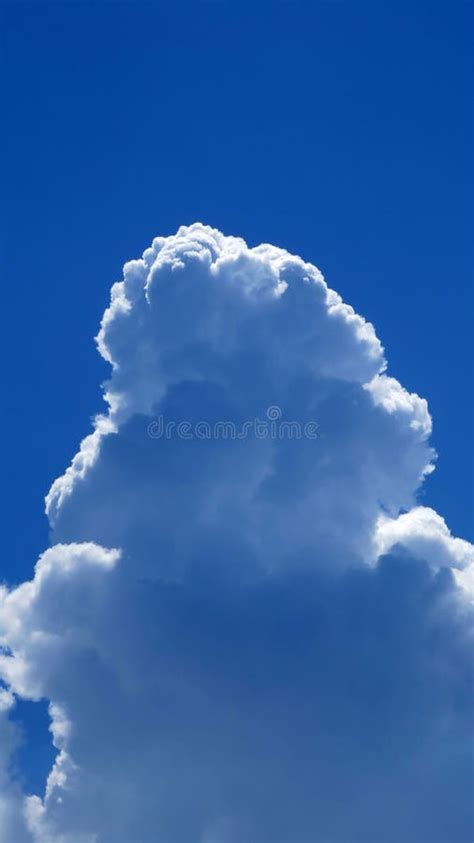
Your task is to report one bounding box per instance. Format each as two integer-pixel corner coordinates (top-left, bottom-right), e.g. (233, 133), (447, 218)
(2, 0), (472, 588)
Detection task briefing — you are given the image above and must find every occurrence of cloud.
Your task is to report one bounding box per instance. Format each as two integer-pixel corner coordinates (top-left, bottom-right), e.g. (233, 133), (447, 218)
(0, 693), (31, 843)
(376, 506), (474, 572)
(0, 224), (472, 842)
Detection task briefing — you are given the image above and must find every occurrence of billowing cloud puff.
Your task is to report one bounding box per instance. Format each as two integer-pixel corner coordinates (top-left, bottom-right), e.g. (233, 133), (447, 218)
(376, 506), (474, 572)
(0, 224), (472, 843)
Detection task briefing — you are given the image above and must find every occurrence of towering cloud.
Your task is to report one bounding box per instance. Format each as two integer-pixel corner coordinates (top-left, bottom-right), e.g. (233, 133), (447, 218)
(1, 225), (472, 842)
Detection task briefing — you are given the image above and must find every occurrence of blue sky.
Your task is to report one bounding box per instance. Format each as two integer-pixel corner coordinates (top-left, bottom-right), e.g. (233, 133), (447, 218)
(2, 0), (472, 585)
(1, 2), (473, 841)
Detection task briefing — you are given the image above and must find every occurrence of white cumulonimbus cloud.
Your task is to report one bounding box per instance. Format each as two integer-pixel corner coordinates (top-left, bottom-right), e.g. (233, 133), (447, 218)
(0, 224), (472, 843)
